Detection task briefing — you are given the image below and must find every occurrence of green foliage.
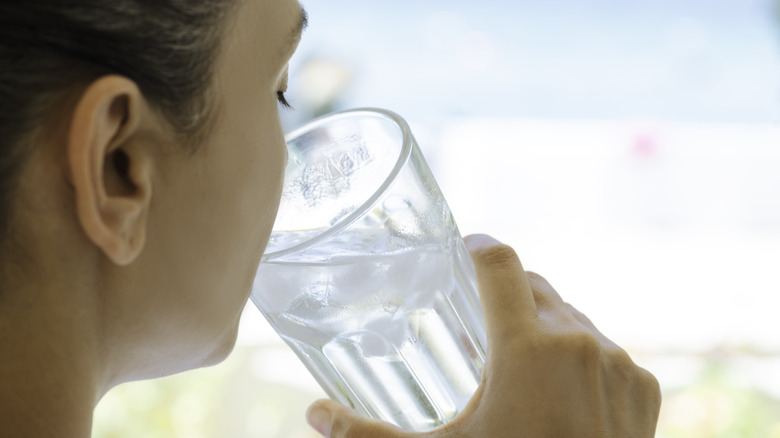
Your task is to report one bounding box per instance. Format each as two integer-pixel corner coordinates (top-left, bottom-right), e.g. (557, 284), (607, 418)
(93, 346), (324, 438)
(657, 359), (780, 438)
(94, 345), (780, 438)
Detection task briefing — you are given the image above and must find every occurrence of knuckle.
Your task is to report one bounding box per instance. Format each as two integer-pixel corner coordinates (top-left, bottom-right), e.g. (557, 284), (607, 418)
(473, 243), (519, 267)
(638, 368), (663, 407)
(606, 347), (635, 373)
(566, 330), (602, 361)
(565, 302), (582, 317)
(542, 326), (603, 361)
(526, 272), (553, 294)
(606, 352), (663, 410)
(525, 270), (547, 284)
(328, 415), (357, 438)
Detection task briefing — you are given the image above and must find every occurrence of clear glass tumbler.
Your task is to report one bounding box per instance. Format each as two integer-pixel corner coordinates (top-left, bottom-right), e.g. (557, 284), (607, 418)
(251, 108), (486, 431)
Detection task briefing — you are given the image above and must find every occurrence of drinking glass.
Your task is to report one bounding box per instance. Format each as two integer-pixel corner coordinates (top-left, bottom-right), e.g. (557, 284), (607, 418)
(251, 108), (486, 431)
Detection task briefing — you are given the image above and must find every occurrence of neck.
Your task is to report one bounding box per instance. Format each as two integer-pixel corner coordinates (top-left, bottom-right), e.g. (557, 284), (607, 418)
(0, 280), (104, 437)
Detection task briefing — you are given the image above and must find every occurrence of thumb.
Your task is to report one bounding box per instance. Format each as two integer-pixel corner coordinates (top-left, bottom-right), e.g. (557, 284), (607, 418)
(306, 399), (412, 438)
(464, 234), (537, 341)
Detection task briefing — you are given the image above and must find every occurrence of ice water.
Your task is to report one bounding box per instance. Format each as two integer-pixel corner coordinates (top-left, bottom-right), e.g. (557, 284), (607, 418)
(251, 230), (486, 431)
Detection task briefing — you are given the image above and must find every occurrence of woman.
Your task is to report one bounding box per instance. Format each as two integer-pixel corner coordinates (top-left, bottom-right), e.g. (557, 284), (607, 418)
(0, 0), (661, 436)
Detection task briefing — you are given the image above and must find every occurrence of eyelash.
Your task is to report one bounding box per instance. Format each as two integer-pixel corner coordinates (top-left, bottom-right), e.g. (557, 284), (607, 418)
(277, 90), (293, 109)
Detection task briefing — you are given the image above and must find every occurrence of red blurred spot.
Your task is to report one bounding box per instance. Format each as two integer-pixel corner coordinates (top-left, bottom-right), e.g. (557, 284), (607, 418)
(632, 133), (658, 158)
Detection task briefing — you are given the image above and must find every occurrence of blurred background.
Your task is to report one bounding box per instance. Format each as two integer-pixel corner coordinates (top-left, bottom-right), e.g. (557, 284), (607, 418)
(94, 0), (780, 436)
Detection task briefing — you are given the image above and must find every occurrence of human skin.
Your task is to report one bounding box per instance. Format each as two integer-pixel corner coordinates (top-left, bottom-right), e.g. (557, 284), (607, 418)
(306, 235), (662, 438)
(0, 0), (300, 435)
(0, 0), (661, 436)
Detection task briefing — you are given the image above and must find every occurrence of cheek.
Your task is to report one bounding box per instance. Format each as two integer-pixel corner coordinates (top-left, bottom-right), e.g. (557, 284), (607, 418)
(164, 111), (286, 293)
(249, 145), (285, 248)
(235, 125), (287, 259)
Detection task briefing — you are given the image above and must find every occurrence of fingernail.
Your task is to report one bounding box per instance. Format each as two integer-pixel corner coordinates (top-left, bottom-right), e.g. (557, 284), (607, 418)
(307, 405), (332, 437)
(464, 234), (503, 251)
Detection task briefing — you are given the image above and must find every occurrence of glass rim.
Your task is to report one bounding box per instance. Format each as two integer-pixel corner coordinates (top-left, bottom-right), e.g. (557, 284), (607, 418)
(262, 107), (414, 261)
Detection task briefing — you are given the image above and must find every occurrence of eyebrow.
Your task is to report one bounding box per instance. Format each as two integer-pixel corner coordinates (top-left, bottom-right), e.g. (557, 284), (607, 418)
(287, 6), (308, 51)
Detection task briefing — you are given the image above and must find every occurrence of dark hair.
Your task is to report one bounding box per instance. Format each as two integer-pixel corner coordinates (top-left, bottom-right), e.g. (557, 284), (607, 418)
(0, 0), (238, 245)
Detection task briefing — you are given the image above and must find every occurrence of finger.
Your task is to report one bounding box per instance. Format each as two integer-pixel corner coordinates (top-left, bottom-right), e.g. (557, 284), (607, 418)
(565, 303), (622, 352)
(525, 271), (564, 310)
(526, 274), (600, 336)
(464, 234), (537, 342)
(306, 399), (412, 438)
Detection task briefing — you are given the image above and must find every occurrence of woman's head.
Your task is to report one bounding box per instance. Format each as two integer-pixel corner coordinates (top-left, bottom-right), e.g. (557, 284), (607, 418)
(0, 0), (237, 243)
(0, 0), (305, 385)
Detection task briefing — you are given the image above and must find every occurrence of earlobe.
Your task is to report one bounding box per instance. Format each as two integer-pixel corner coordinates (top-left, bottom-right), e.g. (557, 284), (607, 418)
(68, 75), (154, 266)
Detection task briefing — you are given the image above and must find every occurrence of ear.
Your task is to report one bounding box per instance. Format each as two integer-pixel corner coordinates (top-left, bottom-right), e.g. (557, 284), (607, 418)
(68, 75), (155, 266)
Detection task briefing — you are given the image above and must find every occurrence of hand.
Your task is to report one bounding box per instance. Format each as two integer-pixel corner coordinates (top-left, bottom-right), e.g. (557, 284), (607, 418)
(305, 234), (661, 438)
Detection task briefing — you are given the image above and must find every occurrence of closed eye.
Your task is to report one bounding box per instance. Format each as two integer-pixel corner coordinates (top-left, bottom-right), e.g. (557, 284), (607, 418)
(277, 90), (293, 109)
